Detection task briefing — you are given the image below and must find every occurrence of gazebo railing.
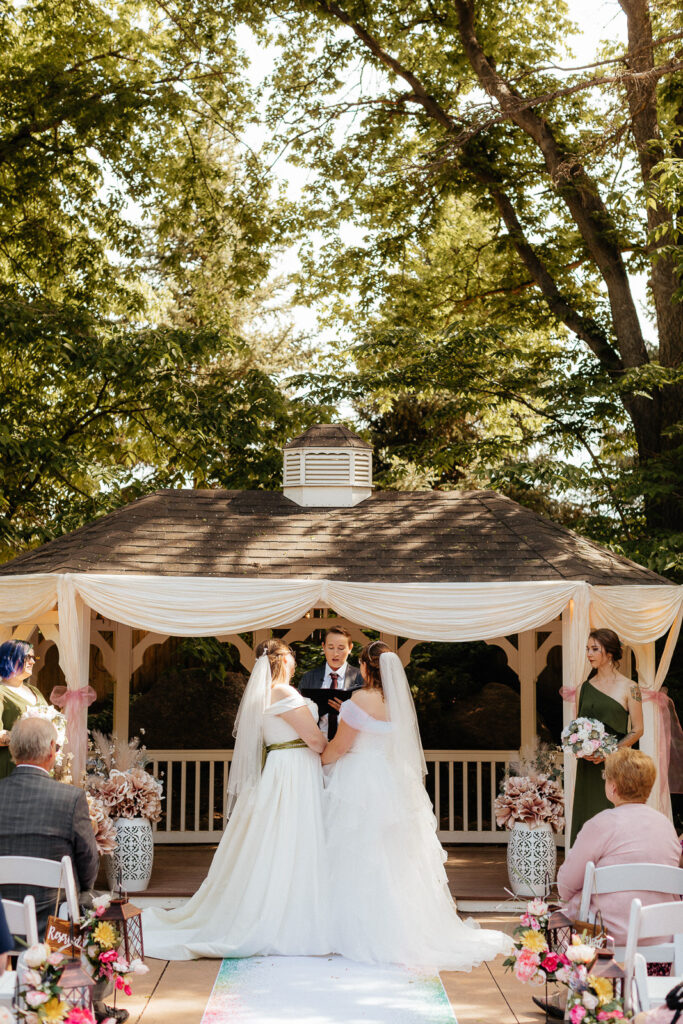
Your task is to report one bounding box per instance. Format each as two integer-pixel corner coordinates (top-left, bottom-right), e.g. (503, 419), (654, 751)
(146, 748), (564, 844)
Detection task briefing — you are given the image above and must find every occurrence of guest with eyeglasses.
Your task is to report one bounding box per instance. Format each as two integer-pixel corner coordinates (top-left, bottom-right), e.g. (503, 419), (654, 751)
(0, 639), (48, 778)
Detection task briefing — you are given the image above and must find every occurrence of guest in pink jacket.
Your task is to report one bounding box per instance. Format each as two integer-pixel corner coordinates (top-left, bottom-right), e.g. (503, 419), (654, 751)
(558, 748), (681, 946)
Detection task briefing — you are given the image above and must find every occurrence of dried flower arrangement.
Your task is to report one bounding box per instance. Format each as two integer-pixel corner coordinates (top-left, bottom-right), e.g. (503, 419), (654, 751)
(86, 732), (162, 823)
(86, 794), (117, 855)
(495, 742), (565, 832)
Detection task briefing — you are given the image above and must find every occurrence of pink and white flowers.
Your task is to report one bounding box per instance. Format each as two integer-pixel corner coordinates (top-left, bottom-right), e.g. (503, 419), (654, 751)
(495, 774), (565, 832)
(503, 899), (570, 986)
(561, 718), (618, 760)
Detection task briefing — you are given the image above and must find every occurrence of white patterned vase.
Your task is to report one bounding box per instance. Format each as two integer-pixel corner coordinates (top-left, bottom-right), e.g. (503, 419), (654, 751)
(507, 821), (557, 898)
(106, 817), (154, 893)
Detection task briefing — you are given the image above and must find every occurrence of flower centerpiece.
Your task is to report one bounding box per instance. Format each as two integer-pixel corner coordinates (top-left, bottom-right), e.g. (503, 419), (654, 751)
(81, 894), (148, 1000)
(495, 744), (565, 897)
(20, 705), (72, 783)
(561, 718), (619, 760)
(503, 898), (571, 986)
(15, 942), (95, 1024)
(564, 937), (630, 1024)
(86, 733), (163, 892)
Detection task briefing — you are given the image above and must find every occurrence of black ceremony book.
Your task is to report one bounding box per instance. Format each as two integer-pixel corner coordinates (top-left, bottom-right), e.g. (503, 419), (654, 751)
(300, 687), (354, 739)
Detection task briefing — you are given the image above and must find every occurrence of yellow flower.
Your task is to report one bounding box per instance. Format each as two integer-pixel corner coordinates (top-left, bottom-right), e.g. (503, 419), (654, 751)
(588, 975), (615, 1006)
(521, 929), (548, 955)
(92, 921), (118, 949)
(38, 996), (68, 1022)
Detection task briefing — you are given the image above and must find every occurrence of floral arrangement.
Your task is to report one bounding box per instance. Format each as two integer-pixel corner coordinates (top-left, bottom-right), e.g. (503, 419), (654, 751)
(15, 942), (95, 1024)
(20, 705), (72, 783)
(495, 774), (565, 832)
(81, 894), (148, 994)
(85, 794), (117, 855)
(561, 718), (619, 760)
(86, 733), (162, 822)
(564, 938), (631, 1024)
(503, 898), (571, 985)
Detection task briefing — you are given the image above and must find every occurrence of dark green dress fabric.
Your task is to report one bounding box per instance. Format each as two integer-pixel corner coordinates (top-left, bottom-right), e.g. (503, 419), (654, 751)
(569, 679), (629, 844)
(0, 683), (48, 779)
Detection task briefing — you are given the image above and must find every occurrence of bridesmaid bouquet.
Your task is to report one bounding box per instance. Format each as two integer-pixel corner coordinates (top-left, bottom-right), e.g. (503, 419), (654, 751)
(561, 717), (618, 759)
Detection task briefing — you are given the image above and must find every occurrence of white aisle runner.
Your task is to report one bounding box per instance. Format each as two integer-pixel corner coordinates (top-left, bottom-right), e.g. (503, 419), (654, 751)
(200, 956), (457, 1024)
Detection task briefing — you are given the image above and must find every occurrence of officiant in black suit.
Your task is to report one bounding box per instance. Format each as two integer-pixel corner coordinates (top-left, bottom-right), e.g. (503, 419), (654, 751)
(300, 626), (363, 736)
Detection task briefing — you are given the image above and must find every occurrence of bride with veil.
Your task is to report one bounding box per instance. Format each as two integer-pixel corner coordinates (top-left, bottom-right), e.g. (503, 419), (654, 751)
(322, 640), (512, 969)
(142, 639), (330, 960)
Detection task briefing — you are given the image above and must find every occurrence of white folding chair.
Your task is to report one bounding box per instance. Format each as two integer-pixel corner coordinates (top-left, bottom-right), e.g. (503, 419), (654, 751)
(0, 855), (80, 925)
(1, 895), (39, 948)
(623, 898), (683, 1013)
(579, 861), (683, 959)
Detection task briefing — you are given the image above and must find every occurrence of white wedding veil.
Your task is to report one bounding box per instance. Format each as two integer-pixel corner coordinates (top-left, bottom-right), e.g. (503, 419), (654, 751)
(226, 653), (271, 815)
(379, 651), (427, 783)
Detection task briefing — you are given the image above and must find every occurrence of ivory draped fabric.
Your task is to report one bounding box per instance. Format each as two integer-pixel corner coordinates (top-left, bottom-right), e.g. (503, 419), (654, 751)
(1, 573), (681, 792)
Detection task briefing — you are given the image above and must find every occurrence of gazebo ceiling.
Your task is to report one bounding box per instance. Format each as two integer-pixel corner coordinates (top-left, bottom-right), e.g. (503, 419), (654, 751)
(0, 488), (668, 585)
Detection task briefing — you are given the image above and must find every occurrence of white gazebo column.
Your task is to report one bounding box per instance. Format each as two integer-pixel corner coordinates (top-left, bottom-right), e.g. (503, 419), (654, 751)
(113, 623), (133, 742)
(517, 630), (537, 750)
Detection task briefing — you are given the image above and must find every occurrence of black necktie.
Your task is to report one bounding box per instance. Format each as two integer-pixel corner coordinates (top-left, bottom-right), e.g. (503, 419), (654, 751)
(330, 672), (339, 689)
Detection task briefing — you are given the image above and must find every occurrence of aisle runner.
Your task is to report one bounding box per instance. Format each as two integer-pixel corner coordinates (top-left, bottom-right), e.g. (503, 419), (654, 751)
(201, 956), (457, 1024)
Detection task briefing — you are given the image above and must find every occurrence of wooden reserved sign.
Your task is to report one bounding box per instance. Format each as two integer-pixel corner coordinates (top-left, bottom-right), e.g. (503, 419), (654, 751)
(45, 916), (85, 957)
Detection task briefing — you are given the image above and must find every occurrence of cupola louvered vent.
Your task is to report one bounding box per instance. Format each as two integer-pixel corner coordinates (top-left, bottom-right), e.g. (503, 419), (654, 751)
(283, 424), (372, 506)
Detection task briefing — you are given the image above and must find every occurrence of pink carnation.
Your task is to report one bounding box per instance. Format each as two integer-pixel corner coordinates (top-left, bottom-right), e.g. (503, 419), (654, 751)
(541, 952), (560, 972)
(570, 1007), (587, 1024)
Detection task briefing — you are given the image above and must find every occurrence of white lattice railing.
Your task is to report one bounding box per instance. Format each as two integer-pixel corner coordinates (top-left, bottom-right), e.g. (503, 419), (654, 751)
(147, 748), (565, 845)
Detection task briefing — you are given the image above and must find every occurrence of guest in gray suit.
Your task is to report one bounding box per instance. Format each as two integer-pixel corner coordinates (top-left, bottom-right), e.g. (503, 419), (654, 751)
(0, 717), (99, 938)
(299, 626), (363, 692)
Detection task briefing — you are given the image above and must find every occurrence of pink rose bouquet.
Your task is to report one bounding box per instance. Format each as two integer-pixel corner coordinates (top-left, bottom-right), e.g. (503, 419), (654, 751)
(561, 718), (618, 760)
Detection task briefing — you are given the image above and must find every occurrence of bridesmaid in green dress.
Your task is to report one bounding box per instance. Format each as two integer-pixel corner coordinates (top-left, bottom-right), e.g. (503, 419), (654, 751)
(0, 639), (48, 779)
(570, 629), (644, 844)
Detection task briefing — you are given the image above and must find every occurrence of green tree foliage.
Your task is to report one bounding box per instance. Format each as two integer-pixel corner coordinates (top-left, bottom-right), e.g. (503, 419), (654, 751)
(0, 0), (311, 558)
(216, 0), (682, 571)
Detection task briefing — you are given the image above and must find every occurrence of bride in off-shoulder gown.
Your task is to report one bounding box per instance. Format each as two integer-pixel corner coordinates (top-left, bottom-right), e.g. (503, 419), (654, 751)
(143, 643), (330, 960)
(323, 641), (512, 970)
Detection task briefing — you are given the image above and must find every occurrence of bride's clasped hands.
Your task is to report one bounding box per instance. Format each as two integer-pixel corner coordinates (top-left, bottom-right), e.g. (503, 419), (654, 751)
(142, 639), (512, 970)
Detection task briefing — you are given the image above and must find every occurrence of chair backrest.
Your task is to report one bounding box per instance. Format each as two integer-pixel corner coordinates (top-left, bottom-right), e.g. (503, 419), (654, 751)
(578, 862), (683, 921)
(0, 856), (80, 924)
(623, 898), (683, 1012)
(1, 896), (39, 947)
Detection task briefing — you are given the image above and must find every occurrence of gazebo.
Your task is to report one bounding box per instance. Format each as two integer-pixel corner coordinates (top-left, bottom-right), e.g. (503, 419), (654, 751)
(1, 423), (681, 845)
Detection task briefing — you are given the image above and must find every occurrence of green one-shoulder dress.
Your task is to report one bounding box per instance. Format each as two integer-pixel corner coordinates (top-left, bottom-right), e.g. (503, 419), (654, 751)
(0, 682), (48, 779)
(570, 679), (629, 844)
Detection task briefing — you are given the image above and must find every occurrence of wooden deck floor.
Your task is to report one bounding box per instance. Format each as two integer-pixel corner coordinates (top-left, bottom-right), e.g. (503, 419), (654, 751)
(115, 844), (563, 1023)
(128, 842), (563, 903)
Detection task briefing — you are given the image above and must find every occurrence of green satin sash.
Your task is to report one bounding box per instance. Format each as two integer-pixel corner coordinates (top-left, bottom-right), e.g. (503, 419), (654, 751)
(261, 738), (308, 769)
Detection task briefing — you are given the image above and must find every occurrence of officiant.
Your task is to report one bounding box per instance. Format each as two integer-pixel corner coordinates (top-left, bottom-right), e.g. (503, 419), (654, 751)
(300, 627), (363, 737)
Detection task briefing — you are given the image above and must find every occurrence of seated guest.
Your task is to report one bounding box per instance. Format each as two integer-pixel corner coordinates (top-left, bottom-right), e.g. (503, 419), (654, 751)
(0, 900), (11, 976)
(534, 749), (681, 1019)
(0, 718), (99, 938)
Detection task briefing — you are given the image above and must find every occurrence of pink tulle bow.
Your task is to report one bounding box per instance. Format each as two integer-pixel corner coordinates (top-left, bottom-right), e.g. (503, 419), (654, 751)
(642, 689), (683, 795)
(51, 685), (97, 782)
(559, 686), (577, 702)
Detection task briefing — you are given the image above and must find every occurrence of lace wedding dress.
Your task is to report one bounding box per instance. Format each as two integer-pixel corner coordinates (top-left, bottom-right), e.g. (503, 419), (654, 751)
(324, 697), (511, 970)
(142, 690), (330, 960)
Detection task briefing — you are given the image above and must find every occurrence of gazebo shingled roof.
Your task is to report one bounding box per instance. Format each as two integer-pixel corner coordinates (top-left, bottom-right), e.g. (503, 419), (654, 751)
(0, 488), (667, 585)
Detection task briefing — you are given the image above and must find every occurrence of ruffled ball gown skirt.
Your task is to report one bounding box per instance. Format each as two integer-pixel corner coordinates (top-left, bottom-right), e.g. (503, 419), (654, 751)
(324, 708), (511, 970)
(142, 694), (330, 960)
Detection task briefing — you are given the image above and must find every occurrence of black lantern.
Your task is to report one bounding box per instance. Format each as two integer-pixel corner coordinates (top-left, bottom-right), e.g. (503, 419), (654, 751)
(591, 948), (626, 1002)
(59, 955), (96, 1012)
(100, 897), (145, 963)
(547, 908), (573, 956)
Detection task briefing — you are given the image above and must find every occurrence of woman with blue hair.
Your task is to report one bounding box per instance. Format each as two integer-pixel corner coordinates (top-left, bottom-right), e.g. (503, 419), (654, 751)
(0, 639), (47, 778)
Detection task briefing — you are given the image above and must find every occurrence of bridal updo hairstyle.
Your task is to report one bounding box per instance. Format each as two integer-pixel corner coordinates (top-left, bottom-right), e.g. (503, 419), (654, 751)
(588, 628), (623, 667)
(258, 638), (294, 683)
(359, 640), (391, 692)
